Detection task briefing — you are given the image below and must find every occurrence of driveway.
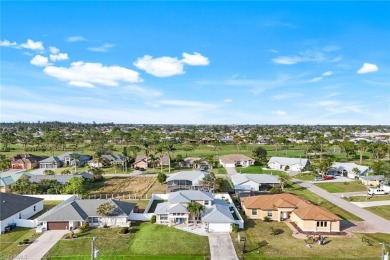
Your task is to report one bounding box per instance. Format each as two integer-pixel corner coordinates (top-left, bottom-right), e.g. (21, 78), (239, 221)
(208, 233), (238, 260)
(294, 179), (390, 234)
(15, 230), (67, 260)
(224, 167), (237, 178)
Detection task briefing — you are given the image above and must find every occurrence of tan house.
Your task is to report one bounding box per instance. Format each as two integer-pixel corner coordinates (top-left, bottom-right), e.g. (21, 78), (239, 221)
(11, 154), (47, 170)
(219, 154), (254, 168)
(242, 193), (341, 233)
(133, 155), (149, 170)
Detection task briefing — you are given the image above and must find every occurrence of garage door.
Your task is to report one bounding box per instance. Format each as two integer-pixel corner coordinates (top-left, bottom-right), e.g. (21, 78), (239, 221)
(208, 223), (231, 233)
(47, 222), (68, 230)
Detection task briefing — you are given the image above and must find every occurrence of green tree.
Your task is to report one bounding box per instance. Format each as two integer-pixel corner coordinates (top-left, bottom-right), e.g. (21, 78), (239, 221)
(96, 202), (115, 226)
(0, 154), (10, 171)
(186, 201), (205, 227)
(0, 132), (16, 152)
(352, 167), (360, 179)
(44, 169), (55, 175)
(252, 147), (267, 165)
(65, 177), (88, 197)
(340, 141), (357, 160)
(279, 173), (291, 190)
(357, 140), (368, 164)
(157, 172), (167, 184)
(89, 167), (104, 181)
(371, 160), (390, 180)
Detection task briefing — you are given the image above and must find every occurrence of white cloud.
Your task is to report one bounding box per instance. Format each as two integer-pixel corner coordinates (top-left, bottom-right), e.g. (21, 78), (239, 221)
(274, 110), (287, 116)
(309, 77), (323, 82)
(357, 63), (378, 74)
(49, 46), (59, 54)
(0, 40), (17, 47)
(181, 52), (210, 66)
(272, 49), (342, 65)
(123, 85), (162, 98)
(223, 98), (233, 103)
(159, 100), (217, 109)
(322, 71), (333, 76)
(87, 43), (115, 52)
(44, 61), (142, 88)
(30, 55), (51, 67)
(66, 36), (86, 42)
(20, 39), (44, 51)
(50, 52), (69, 62)
(134, 55), (184, 77)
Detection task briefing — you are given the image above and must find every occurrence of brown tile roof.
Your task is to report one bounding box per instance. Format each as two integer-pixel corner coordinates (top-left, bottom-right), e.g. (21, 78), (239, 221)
(242, 193), (341, 221)
(219, 154), (254, 163)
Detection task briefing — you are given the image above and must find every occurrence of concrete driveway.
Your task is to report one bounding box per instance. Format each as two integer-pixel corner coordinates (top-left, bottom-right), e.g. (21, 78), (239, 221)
(294, 179), (390, 234)
(224, 167), (237, 178)
(15, 230), (67, 260)
(208, 233), (238, 260)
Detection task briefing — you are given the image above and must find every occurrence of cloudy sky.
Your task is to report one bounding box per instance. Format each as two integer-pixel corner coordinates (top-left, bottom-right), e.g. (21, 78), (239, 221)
(1, 1), (389, 124)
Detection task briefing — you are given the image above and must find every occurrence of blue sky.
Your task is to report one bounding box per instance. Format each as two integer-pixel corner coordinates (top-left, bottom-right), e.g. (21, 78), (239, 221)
(1, 1), (389, 124)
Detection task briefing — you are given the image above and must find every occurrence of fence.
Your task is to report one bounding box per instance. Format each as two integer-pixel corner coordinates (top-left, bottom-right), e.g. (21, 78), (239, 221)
(13, 219), (37, 228)
(87, 193), (152, 200)
(24, 194), (76, 201)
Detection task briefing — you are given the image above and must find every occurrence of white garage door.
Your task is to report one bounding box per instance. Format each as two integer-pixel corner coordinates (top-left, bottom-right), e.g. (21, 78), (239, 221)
(225, 163), (236, 168)
(208, 223), (231, 233)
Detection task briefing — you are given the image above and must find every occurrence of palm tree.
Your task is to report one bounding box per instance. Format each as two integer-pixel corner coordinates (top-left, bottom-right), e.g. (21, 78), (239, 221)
(186, 201), (205, 227)
(279, 173), (291, 190)
(96, 202), (115, 226)
(165, 144), (176, 173)
(357, 140), (367, 164)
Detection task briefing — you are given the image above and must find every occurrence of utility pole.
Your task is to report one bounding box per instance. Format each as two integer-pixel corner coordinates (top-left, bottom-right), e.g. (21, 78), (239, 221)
(91, 236), (97, 260)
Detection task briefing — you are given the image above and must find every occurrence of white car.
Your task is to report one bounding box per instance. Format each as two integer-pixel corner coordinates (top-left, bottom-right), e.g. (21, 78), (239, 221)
(368, 188), (388, 196)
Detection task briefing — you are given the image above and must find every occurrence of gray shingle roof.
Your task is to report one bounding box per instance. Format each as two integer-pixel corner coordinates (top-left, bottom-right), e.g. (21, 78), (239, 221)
(28, 172), (93, 184)
(154, 202), (188, 214)
(331, 162), (370, 174)
(166, 171), (207, 186)
(168, 190), (213, 203)
(231, 174), (279, 186)
(0, 193), (43, 221)
(268, 157), (309, 167)
(202, 200), (235, 223)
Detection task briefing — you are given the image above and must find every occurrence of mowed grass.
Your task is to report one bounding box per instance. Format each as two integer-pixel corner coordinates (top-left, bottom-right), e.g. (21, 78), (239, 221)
(231, 219), (389, 260)
(315, 181), (367, 193)
(29, 200), (62, 219)
(0, 227), (40, 259)
(295, 172), (317, 181)
(236, 166), (285, 176)
(346, 195), (390, 202)
(45, 222), (209, 259)
(365, 205), (390, 220)
(285, 183), (362, 221)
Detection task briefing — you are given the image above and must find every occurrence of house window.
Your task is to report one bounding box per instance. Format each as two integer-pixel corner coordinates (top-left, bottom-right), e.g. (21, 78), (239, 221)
(267, 211), (272, 217)
(19, 213), (22, 219)
(205, 200), (209, 206)
(316, 221), (328, 227)
(160, 214), (168, 221)
(34, 206), (36, 212)
(252, 209), (257, 215)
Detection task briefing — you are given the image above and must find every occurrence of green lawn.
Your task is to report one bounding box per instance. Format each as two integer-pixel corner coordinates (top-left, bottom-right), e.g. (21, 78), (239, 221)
(295, 172), (317, 181)
(45, 222), (210, 259)
(315, 181), (367, 193)
(365, 205), (390, 220)
(29, 200), (62, 219)
(0, 227), (41, 259)
(231, 219), (389, 260)
(236, 166), (285, 176)
(285, 183), (362, 221)
(345, 195), (390, 202)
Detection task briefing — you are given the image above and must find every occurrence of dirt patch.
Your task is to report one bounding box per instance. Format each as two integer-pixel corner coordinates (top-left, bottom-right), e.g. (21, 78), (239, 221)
(90, 177), (156, 195)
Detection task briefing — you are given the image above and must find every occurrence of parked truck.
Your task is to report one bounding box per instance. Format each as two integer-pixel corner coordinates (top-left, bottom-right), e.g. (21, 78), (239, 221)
(368, 187), (389, 196)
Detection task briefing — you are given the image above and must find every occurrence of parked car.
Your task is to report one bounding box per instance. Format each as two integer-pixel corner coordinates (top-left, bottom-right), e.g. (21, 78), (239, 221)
(368, 188), (388, 196)
(322, 175), (334, 180)
(314, 176), (323, 181)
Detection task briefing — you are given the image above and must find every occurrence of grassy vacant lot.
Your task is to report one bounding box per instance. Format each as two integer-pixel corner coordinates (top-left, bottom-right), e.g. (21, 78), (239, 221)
(295, 172), (317, 181)
(29, 200), (62, 219)
(231, 219), (389, 260)
(365, 205), (390, 220)
(0, 227), (40, 260)
(315, 181), (367, 193)
(236, 166), (285, 176)
(346, 195), (390, 202)
(45, 222), (209, 260)
(285, 183), (362, 221)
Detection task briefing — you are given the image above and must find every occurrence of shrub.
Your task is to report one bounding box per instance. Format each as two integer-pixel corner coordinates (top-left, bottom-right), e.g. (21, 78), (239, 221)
(269, 187), (282, 194)
(232, 224), (239, 233)
(150, 215), (156, 224)
(269, 227), (283, 235)
(343, 182), (349, 185)
(78, 222), (89, 232)
(263, 216), (271, 222)
(119, 227), (130, 234)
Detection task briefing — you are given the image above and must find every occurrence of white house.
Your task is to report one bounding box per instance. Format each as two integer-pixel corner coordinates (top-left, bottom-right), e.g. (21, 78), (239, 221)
(231, 174), (280, 191)
(330, 162), (370, 179)
(1, 193), (44, 233)
(219, 154), (254, 168)
(268, 157), (310, 172)
(37, 199), (134, 230)
(166, 171), (210, 193)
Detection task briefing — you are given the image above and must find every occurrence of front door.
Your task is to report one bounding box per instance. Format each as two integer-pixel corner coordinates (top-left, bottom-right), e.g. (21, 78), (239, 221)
(175, 218), (184, 224)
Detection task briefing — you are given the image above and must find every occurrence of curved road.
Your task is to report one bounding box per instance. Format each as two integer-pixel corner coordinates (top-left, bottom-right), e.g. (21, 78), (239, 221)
(294, 179), (390, 234)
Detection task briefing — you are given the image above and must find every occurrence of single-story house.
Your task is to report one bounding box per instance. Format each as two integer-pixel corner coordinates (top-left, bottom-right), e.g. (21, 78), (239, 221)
(11, 153), (47, 170)
(159, 155), (170, 166)
(242, 193), (341, 233)
(166, 171), (209, 193)
(88, 154), (125, 168)
(28, 172), (94, 184)
(39, 153), (92, 169)
(231, 174), (280, 191)
(132, 155), (149, 170)
(268, 157), (310, 172)
(38, 199), (135, 230)
(360, 175), (385, 187)
(219, 154), (254, 168)
(329, 162), (370, 179)
(1, 193), (44, 233)
(154, 190), (236, 233)
(180, 157), (210, 170)
(0, 171), (33, 193)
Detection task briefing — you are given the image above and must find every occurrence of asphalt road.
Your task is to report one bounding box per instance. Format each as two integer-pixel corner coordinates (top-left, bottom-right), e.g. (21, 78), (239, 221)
(294, 179), (390, 234)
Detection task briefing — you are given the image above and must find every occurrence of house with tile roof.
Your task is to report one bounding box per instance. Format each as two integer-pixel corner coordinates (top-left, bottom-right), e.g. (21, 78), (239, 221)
(37, 199), (135, 230)
(241, 193), (341, 233)
(268, 157), (310, 172)
(219, 154), (254, 168)
(1, 193), (44, 233)
(231, 173), (280, 191)
(11, 153), (48, 170)
(154, 190), (240, 233)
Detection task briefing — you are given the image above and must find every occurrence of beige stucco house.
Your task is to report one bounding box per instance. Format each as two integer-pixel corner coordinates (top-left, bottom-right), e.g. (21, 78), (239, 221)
(242, 193), (341, 233)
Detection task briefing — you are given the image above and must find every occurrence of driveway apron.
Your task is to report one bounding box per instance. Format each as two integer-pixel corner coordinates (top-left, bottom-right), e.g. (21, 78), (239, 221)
(209, 233), (238, 260)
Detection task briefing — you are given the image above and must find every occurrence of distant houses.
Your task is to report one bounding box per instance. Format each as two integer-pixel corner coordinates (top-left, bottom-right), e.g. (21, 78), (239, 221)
(39, 152), (91, 169)
(180, 157), (210, 171)
(11, 153), (47, 170)
(268, 157), (310, 172)
(328, 162), (370, 179)
(132, 155), (170, 170)
(88, 154), (125, 168)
